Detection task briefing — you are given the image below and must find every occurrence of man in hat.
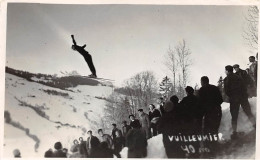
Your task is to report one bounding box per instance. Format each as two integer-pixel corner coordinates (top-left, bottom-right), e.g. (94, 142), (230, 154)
(71, 35), (97, 78)
(233, 64), (253, 88)
(224, 65), (256, 139)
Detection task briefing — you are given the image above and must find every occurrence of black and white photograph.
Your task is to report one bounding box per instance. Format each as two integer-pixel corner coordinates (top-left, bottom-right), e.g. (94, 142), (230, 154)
(1, 1), (259, 159)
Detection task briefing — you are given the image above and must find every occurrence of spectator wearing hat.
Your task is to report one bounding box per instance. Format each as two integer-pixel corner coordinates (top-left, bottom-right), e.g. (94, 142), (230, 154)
(224, 65), (256, 139)
(233, 64), (253, 88)
(122, 120), (131, 137)
(111, 124), (122, 143)
(86, 130), (100, 157)
(129, 114), (141, 129)
(137, 109), (151, 139)
(179, 86), (202, 134)
(98, 129), (113, 149)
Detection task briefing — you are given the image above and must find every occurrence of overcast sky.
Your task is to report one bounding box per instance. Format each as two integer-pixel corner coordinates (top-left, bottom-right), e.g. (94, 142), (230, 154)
(6, 3), (255, 87)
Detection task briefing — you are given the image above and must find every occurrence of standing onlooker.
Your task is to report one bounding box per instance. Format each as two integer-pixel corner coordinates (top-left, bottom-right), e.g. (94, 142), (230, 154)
(98, 129), (113, 149)
(157, 97), (165, 115)
(137, 109), (151, 139)
(122, 120), (131, 137)
(224, 65), (256, 139)
(86, 130), (100, 157)
(111, 124), (123, 143)
(198, 76), (223, 134)
(126, 120), (147, 158)
(248, 55), (258, 86)
(78, 137), (88, 157)
(148, 104), (161, 137)
(179, 86), (201, 134)
(113, 130), (125, 158)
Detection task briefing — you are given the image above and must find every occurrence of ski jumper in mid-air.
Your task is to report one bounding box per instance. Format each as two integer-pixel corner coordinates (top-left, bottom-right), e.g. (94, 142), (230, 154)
(71, 35), (97, 78)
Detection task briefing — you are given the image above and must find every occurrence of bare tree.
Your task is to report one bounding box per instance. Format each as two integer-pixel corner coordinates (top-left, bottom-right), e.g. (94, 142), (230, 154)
(243, 6), (259, 51)
(164, 46), (178, 93)
(124, 71), (158, 113)
(103, 71), (158, 126)
(163, 39), (192, 99)
(175, 39), (192, 88)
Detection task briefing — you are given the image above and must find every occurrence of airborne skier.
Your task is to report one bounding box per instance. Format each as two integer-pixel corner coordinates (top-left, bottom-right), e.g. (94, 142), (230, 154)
(71, 35), (97, 78)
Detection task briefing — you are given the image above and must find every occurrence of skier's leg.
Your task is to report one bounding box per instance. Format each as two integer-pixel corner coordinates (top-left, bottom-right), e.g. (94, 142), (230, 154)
(84, 56), (96, 76)
(85, 55), (96, 77)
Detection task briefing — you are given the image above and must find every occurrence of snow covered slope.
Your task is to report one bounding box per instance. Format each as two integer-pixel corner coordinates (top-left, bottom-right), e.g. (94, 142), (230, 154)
(4, 73), (113, 158)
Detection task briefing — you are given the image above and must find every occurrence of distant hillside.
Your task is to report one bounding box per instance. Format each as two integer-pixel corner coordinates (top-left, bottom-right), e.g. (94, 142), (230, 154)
(5, 67), (113, 90)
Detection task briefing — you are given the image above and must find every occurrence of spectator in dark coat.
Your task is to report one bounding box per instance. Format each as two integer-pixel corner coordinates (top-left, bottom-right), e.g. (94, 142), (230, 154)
(179, 86), (202, 134)
(126, 121), (147, 158)
(157, 97), (165, 115)
(113, 130), (125, 158)
(233, 64), (253, 87)
(86, 130), (100, 158)
(224, 65), (256, 138)
(148, 104), (161, 137)
(95, 142), (114, 158)
(199, 76), (223, 134)
(53, 142), (67, 158)
(44, 149), (53, 158)
(129, 115), (141, 129)
(138, 109), (151, 139)
(122, 121), (131, 137)
(98, 129), (113, 149)
(158, 100), (187, 158)
(111, 124), (123, 143)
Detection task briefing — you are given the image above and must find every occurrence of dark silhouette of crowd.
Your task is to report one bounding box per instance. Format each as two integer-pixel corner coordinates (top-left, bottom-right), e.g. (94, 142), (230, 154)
(41, 54), (257, 159)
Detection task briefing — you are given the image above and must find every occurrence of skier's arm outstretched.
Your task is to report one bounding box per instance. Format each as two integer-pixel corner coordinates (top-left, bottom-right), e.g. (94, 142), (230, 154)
(71, 35), (87, 48)
(71, 35), (77, 45)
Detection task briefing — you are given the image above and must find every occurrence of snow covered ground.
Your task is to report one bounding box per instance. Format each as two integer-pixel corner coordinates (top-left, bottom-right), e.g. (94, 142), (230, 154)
(4, 73), (113, 158)
(4, 72), (257, 159)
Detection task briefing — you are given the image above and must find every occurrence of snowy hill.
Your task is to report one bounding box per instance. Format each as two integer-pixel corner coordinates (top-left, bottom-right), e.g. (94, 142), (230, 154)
(4, 73), (113, 158)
